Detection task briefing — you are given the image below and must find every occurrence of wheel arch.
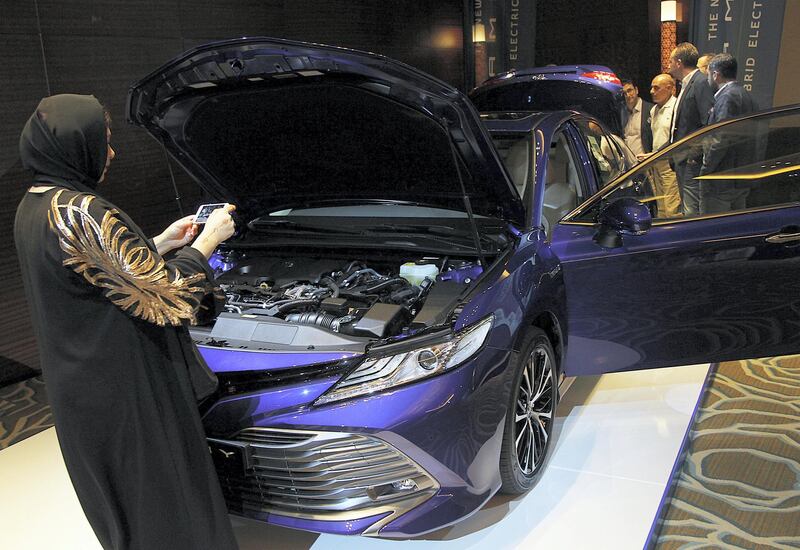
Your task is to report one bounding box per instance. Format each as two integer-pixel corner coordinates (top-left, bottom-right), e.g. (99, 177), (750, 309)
(529, 311), (564, 377)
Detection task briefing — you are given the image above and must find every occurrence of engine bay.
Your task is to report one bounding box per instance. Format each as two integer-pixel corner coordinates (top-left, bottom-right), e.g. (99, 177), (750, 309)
(193, 254), (485, 350)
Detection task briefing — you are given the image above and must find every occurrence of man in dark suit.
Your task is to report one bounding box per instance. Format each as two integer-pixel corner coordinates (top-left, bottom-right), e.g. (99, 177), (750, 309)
(699, 53), (758, 214)
(668, 42), (716, 216)
(621, 79), (653, 157)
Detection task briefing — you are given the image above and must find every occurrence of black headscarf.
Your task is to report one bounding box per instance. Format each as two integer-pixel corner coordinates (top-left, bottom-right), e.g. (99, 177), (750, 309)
(19, 94), (107, 193)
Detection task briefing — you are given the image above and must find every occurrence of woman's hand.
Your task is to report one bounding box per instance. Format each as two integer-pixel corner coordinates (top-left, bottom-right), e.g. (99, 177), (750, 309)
(153, 214), (199, 255)
(192, 204), (236, 259)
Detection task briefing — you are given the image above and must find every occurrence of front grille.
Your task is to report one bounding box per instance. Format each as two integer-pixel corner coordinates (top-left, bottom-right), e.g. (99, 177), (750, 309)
(212, 428), (438, 529)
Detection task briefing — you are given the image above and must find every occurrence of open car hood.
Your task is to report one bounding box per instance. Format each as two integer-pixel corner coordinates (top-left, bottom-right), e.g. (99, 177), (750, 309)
(127, 37), (524, 226)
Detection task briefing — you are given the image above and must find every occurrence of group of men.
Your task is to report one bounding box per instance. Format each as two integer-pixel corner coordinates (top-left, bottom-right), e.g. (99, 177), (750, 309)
(621, 42), (757, 218)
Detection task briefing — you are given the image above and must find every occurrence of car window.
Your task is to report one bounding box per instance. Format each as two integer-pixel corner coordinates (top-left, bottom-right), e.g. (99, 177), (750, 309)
(491, 134), (531, 201)
(571, 108), (800, 223)
(599, 128), (630, 173)
(573, 118), (625, 186)
(542, 131), (582, 235)
(611, 134), (639, 171)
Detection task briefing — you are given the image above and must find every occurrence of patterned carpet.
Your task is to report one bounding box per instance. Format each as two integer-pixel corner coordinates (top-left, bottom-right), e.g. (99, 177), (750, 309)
(650, 356), (800, 549)
(0, 376), (53, 450)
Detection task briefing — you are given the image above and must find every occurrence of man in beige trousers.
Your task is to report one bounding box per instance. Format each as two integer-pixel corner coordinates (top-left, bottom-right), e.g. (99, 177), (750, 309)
(639, 73), (682, 218)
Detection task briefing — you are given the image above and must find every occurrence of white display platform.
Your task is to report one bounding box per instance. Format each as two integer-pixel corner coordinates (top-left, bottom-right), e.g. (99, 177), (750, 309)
(0, 363), (710, 550)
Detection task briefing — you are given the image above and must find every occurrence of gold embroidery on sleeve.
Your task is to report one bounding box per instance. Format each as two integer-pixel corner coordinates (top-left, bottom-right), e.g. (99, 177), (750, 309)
(47, 190), (206, 326)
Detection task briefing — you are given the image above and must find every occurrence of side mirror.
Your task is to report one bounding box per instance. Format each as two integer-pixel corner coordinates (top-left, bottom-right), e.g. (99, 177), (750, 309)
(593, 197), (652, 248)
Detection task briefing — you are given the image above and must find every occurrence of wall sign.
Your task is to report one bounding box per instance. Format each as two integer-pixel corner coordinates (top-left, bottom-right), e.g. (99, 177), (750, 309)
(474, 0), (535, 77)
(691, 0), (785, 108)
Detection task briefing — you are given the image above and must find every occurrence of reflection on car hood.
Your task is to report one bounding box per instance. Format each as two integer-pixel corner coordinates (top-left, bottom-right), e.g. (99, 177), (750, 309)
(127, 37), (524, 226)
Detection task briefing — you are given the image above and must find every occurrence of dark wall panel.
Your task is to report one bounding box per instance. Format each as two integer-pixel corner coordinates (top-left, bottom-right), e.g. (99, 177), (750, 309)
(36, 0), (182, 38)
(178, 0), (285, 40)
(0, 34), (49, 175)
(0, 2), (39, 34)
(535, 0), (661, 101)
(284, 1), (465, 88)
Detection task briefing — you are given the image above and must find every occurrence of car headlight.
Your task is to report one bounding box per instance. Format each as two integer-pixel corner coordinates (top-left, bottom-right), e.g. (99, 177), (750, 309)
(315, 315), (494, 405)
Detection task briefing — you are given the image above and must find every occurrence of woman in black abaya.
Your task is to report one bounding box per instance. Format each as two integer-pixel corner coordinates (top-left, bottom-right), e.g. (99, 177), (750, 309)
(14, 94), (239, 549)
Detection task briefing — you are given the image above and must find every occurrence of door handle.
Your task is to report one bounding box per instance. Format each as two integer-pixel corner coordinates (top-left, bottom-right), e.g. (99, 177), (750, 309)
(766, 226), (800, 244)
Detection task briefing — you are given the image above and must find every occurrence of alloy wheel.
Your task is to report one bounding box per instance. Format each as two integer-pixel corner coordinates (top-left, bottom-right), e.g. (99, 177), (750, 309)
(513, 345), (554, 475)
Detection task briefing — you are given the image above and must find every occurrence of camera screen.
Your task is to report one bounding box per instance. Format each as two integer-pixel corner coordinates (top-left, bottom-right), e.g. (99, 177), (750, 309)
(194, 203), (226, 223)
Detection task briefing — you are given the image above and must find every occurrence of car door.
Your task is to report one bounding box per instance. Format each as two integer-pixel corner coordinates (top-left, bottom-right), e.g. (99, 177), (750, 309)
(549, 105), (800, 376)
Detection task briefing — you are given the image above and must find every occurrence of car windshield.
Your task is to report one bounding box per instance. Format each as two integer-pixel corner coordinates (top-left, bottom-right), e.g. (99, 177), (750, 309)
(572, 107), (800, 223)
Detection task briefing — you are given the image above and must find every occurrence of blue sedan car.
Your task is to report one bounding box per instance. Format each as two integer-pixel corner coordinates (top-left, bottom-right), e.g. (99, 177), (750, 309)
(127, 37), (800, 537)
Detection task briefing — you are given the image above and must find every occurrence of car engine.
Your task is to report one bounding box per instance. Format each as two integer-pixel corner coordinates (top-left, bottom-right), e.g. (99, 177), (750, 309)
(201, 255), (483, 347)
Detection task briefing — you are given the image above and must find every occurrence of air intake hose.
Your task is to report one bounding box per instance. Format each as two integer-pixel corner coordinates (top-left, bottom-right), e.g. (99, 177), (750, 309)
(285, 311), (339, 330)
(285, 311), (358, 335)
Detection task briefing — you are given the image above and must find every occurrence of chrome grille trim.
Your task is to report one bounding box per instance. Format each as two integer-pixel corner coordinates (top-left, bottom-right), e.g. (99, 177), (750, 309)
(211, 428), (438, 535)
(236, 427), (314, 446)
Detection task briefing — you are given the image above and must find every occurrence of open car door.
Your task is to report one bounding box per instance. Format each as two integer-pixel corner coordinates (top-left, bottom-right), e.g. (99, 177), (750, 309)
(549, 104), (800, 376)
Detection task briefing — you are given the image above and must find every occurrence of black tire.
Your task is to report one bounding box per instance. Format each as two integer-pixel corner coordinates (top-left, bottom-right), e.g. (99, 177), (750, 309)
(499, 328), (558, 494)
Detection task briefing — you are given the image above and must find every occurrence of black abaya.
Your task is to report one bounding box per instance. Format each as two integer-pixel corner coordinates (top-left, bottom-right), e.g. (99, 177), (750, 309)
(14, 95), (238, 549)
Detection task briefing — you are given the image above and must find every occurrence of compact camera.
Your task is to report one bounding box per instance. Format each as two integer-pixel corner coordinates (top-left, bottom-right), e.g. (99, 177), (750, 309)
(193, 203), (228, 224)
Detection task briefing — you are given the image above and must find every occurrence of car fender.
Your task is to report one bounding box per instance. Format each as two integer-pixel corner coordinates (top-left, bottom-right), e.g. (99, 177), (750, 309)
(456, 230), (566, 389)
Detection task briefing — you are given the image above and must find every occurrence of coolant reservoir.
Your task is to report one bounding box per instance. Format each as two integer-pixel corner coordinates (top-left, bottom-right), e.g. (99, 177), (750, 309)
(400, 262), (439, 286)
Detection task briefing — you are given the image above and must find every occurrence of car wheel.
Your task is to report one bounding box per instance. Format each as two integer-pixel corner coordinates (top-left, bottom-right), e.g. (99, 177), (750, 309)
(499, 328), (557, 494)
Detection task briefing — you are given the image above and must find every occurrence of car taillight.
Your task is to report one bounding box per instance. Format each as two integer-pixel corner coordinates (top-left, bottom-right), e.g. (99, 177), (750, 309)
(582, 71), (621, 86)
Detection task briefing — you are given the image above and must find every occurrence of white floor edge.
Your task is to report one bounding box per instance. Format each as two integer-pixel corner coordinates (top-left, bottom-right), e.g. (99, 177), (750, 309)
(0, 363), (710, 550)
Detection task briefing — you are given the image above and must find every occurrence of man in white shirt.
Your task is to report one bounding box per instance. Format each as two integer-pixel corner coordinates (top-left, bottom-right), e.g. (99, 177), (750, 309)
(650, 75), (677, 152)
(621, 79), (653, 157)
(644, 73), (681, 217)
